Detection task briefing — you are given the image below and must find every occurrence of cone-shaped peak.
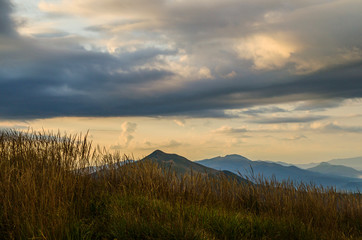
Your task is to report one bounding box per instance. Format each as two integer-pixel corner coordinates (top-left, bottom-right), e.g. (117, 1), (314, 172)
(148, 149), (167, 157)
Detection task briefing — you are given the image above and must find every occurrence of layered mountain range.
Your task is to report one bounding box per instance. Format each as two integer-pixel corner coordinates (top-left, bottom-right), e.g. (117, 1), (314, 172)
(91, 150), (361, 192)
(196, 154), (361, 191)
(143, 150), (249, 183)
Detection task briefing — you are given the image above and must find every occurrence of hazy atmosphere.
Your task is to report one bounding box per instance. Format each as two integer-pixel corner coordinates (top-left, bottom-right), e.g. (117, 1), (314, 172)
(1, 0), (362, 162)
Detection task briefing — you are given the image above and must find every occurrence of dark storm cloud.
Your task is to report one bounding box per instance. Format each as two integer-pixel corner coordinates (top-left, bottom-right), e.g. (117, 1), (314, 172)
(1, 0), (362, 120)
(265, 61), (362, 99)
(0, 0), (15, 36)
(0, 21), (175, 119)
(0, 61), (174, 119)
(147, 61), (362, 118)
(1, 49), (362, 120)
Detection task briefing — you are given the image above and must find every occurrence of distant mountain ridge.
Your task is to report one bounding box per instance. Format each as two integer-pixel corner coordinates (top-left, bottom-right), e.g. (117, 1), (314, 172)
(89, 151), (361, 191)
(294, 156), (362, 170)
(196, 154), (362, 191)
(307, 162), (362, 179)
(143, 150), (249, 183)
(327, 157), (362, 171)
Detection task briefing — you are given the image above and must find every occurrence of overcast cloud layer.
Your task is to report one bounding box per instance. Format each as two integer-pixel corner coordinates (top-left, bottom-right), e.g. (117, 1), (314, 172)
(1, 0), (362, 119)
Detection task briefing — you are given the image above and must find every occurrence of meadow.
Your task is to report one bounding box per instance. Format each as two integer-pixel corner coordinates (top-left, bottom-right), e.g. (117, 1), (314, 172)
(0, 130), (361, 239)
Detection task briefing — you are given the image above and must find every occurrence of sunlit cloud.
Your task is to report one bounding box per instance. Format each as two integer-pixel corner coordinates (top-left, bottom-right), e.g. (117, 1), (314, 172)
(212, 126), (248, 135)
(236, 34), (297, 70)
(111, 122), (137, 149)
(173, 119), (186, 127)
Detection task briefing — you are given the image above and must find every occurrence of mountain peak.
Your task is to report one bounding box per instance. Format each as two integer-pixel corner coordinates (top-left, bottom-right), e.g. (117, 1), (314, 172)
(148, 149), (170, 157)
(225, 154), (244, 158)
(146, 150), (185, 162)
(151, 149), (166, 155)
(223, 154), (251, 161)
(308, 161), (362, 179)
(319, 162), (331, 166)
(143, 150), (248, 183)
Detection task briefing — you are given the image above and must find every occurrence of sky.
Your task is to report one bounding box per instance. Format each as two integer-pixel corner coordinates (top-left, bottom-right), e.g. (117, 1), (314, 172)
(1, 0), (362, 163)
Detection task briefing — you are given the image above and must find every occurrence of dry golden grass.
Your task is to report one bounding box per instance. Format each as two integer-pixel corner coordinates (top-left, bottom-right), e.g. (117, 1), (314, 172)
(0, 130), (361, 239)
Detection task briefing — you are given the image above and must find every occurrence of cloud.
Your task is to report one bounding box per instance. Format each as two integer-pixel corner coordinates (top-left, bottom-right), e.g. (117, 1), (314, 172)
(122, 121), (137, 133)
(173, 119), (186, 127)
(1, 0), (362, 120)
(282, 135), (308, 141)
(294, 99), (344, 111)
(198, 67), (213, 79)
(163, 140), (183, 148)
(135, 139), (184, 151)
(249, 115), (327, 124)
(0, 38), (175, 119)
(0, 0), (16, 36)
(241, 106), (288, 116)
(213, 126), (248, 135)
(121, 121), (137, 144)
(0, 124), (29, 130)
(110, 122), (137, 149)
(310, 122), (362, 133)
(236, 34), (297, 70)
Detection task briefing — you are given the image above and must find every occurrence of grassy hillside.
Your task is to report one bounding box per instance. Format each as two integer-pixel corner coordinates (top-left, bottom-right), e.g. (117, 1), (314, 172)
(0, 130), (361, 240)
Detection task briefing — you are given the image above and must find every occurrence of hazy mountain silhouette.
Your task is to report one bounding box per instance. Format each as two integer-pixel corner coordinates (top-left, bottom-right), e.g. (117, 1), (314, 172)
(307, 162), (362, 179)
(196, 154), (361, 191)
(142, 150), (249, 183)
(293, 162), (321, 169)
(290, 156), (362, 170)
(327, 157), (362, 171)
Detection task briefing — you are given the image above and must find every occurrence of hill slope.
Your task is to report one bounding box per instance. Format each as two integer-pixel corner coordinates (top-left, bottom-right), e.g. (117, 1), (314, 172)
(143, 150), (248, 183)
